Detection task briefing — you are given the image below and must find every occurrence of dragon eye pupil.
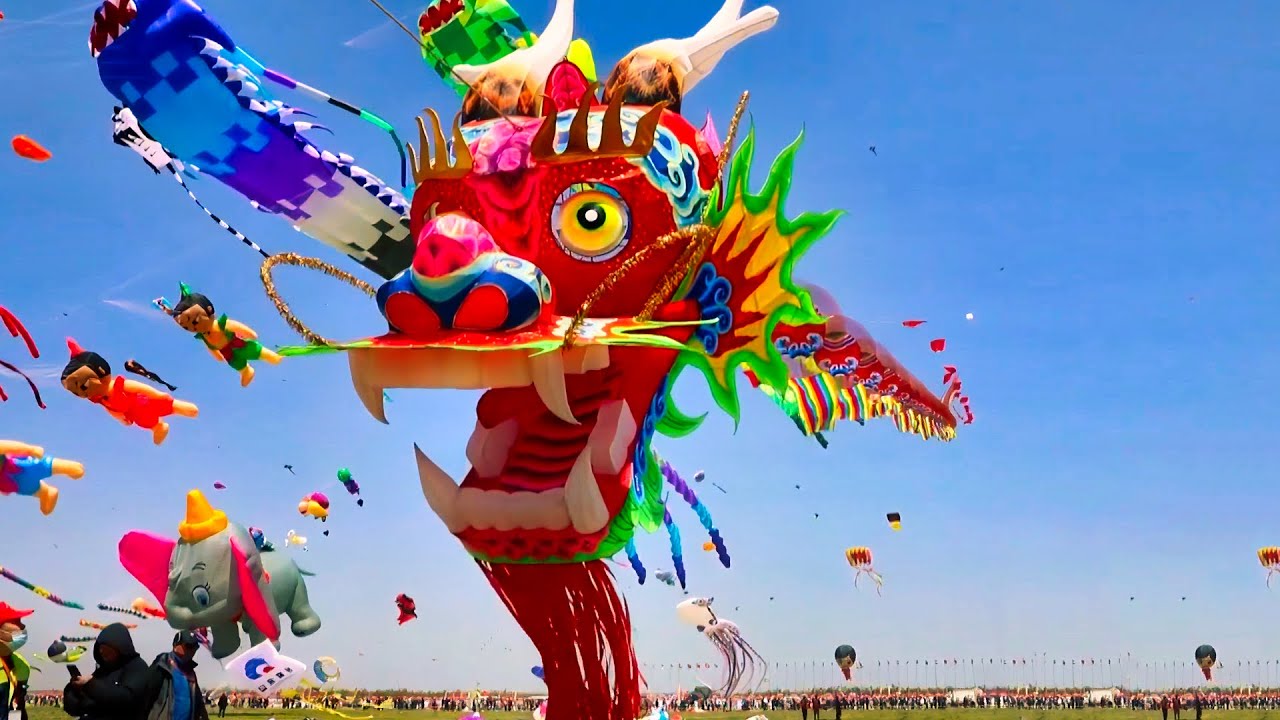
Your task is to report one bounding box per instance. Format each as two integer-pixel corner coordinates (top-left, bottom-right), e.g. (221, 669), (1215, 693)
(577, 203), (605, 230)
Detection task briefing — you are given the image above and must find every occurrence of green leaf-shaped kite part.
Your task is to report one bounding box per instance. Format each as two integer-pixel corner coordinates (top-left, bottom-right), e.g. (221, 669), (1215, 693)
(635, 446), (667, 533)
(661, 126), (843, 431)
(655, 379), (707, 438)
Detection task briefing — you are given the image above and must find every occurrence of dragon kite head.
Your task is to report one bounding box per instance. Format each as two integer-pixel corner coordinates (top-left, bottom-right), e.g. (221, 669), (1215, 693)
(275, 0), (964, 562)
(265, 0), (966, 716)
(310, 0), (797, 566)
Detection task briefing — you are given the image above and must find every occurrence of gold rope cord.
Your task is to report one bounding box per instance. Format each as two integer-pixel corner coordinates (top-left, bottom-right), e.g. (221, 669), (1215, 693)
(705, 91), (751, 223)
(561, 91), (750, 347)
(557, 229), (693, 350)
(260, 253), (376, 346)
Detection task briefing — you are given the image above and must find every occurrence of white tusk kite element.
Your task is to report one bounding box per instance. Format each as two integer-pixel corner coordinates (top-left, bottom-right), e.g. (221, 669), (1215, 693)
(619, 0), (779, 95)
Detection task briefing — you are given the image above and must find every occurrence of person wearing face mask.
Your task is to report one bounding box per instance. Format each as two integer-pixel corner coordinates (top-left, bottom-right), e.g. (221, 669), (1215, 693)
(0, 602), (34, 720)
(141, 632), (208, 720)
(62, 622), (149, 720)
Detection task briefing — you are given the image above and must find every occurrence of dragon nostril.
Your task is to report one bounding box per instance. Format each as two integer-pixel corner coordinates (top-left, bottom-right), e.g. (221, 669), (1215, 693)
(380, 210), (550, 335)
(411, 213), (499, 280)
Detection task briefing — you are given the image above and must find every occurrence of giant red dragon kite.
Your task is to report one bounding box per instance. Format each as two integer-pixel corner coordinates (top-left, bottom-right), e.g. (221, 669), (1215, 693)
(246, 0), (970, 717)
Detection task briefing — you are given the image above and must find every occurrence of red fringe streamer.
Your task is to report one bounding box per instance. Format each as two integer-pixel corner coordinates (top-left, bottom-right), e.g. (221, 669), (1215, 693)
(0, 360), (44, 408)
(0, 306), (44, 408)
(480, 560), (642, 720)
(1, 306), (39, 359)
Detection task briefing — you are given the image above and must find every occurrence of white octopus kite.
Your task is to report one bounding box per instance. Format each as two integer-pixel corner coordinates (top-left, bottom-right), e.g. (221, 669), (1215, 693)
(675, 597), (766, 695)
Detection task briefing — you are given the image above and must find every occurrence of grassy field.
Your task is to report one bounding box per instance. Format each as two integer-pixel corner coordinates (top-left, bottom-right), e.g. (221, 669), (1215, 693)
(27, 707), (1280, 720)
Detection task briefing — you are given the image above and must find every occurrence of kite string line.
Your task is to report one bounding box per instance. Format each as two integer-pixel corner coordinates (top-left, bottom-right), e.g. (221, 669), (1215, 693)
(364, 0), (519, 131)
(165, 162), (271, 258)
(260, 253), (376, 346)
(239, 47), (411, 189)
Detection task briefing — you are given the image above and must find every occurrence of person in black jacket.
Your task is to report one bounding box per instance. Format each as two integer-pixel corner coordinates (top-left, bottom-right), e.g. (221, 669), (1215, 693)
(63, 623), (149, 720)
(141, 632), (208, 720)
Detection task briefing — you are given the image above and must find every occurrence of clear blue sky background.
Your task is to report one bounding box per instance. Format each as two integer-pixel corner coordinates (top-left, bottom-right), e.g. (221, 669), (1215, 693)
(2, 0), (1278, 694)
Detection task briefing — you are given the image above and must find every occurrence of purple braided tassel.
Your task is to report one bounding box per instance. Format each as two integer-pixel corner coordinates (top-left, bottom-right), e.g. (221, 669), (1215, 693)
(661, 460), (730, 569)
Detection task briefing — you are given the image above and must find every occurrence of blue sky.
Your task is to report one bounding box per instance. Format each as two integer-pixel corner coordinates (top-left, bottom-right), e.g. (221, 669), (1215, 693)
(2, 0), (1279, 694)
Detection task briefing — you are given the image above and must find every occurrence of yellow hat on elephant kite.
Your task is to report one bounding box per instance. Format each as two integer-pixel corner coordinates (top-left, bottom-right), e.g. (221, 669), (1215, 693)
(178, 490), (227, 542)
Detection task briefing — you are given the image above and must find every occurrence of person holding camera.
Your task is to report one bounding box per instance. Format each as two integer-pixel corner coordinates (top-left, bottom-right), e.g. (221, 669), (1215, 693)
(62, 623), (149, 720)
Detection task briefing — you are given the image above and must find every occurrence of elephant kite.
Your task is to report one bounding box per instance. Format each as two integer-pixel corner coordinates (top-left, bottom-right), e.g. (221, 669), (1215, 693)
(118, 489), (321, 659)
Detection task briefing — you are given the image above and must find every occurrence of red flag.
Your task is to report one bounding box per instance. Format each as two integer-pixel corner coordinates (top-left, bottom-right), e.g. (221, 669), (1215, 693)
(930, 338), (946, 353)
(902, 319), (926, 328)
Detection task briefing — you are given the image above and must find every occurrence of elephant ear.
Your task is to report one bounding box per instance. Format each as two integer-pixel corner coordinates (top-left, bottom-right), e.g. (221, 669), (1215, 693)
(230, 537), (280, 642)
(118, 531), (176, 612)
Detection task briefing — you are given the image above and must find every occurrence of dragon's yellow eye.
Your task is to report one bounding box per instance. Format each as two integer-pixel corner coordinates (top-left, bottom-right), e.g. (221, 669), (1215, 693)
(550, 182), (631, 262)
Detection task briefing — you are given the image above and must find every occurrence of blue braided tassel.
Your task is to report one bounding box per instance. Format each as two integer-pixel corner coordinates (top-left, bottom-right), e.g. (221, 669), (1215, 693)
(625, 538), (646, 585)
(661, 460), (731, 569)
(664, 508), (687, 589)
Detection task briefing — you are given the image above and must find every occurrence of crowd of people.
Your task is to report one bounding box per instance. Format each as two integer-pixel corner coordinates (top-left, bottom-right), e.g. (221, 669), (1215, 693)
(647, 689), (1280, 715)
(2, 601), (218, 720)
(202, 694), (538, 714)
(10, 597), (1280, 720)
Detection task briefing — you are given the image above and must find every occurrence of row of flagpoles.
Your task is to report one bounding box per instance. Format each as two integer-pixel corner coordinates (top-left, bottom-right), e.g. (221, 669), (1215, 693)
(637, 657), (1280, 692)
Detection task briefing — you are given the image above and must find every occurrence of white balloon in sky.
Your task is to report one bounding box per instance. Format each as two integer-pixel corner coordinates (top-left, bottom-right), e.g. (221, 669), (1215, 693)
(965, 312), (974, 320)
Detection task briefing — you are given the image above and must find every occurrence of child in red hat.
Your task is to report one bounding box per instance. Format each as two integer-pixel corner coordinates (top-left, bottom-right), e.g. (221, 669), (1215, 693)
(0, 602), (33, 720)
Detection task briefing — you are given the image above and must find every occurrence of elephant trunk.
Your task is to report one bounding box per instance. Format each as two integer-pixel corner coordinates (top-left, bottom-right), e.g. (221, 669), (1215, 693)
(479, 560), (640, 720)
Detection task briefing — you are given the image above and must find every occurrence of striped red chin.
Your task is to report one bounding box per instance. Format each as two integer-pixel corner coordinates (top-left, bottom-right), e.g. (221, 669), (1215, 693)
(347, 333), (686, 562)
(446, 365), (639, 561)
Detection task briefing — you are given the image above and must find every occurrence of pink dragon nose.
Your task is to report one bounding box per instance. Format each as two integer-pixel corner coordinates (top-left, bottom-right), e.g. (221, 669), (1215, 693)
(411, 213), (499, 279)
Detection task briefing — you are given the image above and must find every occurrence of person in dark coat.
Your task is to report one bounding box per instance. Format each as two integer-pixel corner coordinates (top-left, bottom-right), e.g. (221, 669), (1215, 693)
(215, 695), (227, 719)
(142, 632), (208, 720)
(1160, 695), (1171, 720)
(800, 694), (810, 720)
(63, 623), (149, 720)
(1174, 693), (1183, 720)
